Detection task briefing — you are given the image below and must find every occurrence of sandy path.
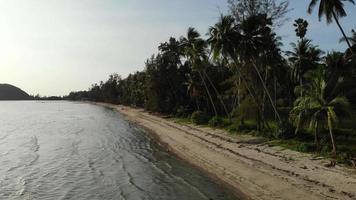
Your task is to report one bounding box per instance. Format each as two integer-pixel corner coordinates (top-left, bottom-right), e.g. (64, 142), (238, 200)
(98, 103), (356, 200)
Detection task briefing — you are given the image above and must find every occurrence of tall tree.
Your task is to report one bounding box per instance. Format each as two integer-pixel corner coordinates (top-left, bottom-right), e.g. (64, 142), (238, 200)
(287, 39), (324, 93)
(181, 27), (218, 116)
(340, 29), (356, 58)
(293, 18), (309, 40)
(227, 0), (290, 27)
(340, 29), (356, 45)
(290, 66), (351, 157)
(237, 14), (283, 123)
(208, 15), (261, 117)
(308, 0), (355, 53)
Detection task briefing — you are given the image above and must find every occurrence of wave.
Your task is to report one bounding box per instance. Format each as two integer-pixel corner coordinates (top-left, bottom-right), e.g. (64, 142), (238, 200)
(30, 136), (40, 152)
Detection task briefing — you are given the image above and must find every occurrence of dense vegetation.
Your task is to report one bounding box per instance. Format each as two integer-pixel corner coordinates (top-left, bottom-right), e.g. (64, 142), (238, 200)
(67, 0), (356, 165)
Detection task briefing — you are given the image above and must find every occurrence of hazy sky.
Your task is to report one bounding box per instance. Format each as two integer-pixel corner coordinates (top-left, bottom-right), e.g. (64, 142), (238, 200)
(0, 0), (355, 96)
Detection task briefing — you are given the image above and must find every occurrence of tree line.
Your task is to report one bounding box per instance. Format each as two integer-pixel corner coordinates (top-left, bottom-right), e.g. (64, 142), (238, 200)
(66, 0), (356, 163)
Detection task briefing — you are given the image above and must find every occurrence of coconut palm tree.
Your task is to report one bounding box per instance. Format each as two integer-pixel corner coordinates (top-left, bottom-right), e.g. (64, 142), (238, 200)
(208, 15), (261, 117)
(185, 71), (203, 110)
(340, 29), (356, 58)
(208, 14), (284, 125)
(237, 14), (283, 124)
(208, 15), (238, 62)
(286, 39), (324, 96)
(325, 51), (356, 105)
(180, 27), (218, 116)
(290, 66), (351, 157)
(308, 0), (355, 53)
(340, 29), (356, 45)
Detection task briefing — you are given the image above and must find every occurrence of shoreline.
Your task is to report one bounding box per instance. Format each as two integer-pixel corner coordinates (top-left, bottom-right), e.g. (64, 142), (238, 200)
(132, 115), (248, 199)
(96, 102), (356, 200)
(131, 114), (249, 200)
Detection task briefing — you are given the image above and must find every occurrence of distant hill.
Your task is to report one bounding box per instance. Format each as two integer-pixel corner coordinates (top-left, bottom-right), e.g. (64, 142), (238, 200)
(0, 84), (32, 100)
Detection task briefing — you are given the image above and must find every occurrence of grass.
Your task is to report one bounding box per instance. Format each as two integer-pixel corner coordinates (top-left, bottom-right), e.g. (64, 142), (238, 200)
(268, 139), (315, 153)
(170, 115), (356, 165)
(172, 117), (192, 124)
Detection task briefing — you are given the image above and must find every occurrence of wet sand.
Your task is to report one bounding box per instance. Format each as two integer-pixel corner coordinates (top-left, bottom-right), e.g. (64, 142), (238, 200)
(98, 103), (356, 200)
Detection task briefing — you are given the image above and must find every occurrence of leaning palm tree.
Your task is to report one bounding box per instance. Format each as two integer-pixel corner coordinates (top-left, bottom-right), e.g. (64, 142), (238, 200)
(290, 66), (351, 157)
(209, 14), (284, 125)
(237, 14), (283, 124)
(340, 29), (356, 58)
(208, 15), (238, 62)
(185, 72), (203, 110)
(340, 29), (356, 45)
(308, 0), (355, 53)
(180, 27), (218, 116)
(208, 15), (261, 117)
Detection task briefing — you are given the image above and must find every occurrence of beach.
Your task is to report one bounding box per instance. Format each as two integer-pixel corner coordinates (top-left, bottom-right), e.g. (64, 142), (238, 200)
(98, 103), (356, 200)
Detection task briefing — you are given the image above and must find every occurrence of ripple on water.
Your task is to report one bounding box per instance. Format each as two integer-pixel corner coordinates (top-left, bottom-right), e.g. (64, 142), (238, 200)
(29, 136), (40, 152)
(0, 102), (238, 200)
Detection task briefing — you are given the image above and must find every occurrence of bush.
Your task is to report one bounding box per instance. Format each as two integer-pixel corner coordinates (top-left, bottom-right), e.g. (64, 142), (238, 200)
(320, 144), (331, 154)
(231, 98), (259, 120)
(227, 119), (256, 133)
(297, 143), (315, 152)
(191, 111), (210, 125)
(208, 116), (224, 127)
(175, 106), (190, 118)
(274, 121), (295, 139)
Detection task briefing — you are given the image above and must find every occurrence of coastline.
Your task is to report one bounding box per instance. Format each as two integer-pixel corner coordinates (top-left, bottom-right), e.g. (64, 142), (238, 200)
(96, 102), (356, 200)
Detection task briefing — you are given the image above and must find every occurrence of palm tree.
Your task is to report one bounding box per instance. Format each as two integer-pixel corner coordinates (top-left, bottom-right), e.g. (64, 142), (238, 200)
(340, 29), (356, 45)
(286, 39), (323, 96)
(237, 14), (283, 124)
(340, 29), (356, 58)
(293, 18), (309, 40)
(308, 0), (355, 53)
(208, 15), (261, 118)
(180, 27), (218, 116)
(185, 71), (203, 110)
(208, 14), (284, 125)
(208, 15), (238, 62)
(290, 66), (351, 156)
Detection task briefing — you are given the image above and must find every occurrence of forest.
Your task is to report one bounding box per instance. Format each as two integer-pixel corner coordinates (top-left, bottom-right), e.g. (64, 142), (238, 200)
(66, 0), (356, 165)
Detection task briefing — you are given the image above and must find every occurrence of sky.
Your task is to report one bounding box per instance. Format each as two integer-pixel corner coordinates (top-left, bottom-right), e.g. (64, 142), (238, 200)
(0, 0), (355, 96)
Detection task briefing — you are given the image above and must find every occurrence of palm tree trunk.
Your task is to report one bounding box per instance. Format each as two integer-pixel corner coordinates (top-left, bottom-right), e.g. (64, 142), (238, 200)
(300, 78), (303, 97)
(274, 76), (277, 121)
(327, 112), (337, 156)
(230, 57), (261, 112)
(261, 67), (268, 125)
(251, 60), (282, 124)
(238, 77), (241, 107)
(202, 70), (230, 118)
(332, 10), (354, 54)
(233, 69), (269, 130)
(199, 71), (218, 116)
(195, 97), (200, 110)
(314, 120), (320, 151)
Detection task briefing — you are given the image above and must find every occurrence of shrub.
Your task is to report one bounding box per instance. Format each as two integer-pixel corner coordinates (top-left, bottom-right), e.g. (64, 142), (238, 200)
(297, 143), (315, 152)
(274, 121), (295, 139)
(227, 119), (256, 133)
(208, 116), (224, 127)
(321, 144), (332, 154)
(191, 111), (210, 125)
(175, 106), (190, 118)
(231, 98), (259, 120)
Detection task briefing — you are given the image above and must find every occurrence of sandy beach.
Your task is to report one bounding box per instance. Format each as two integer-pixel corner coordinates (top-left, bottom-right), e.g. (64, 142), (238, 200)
(98, 103), (356, 200)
